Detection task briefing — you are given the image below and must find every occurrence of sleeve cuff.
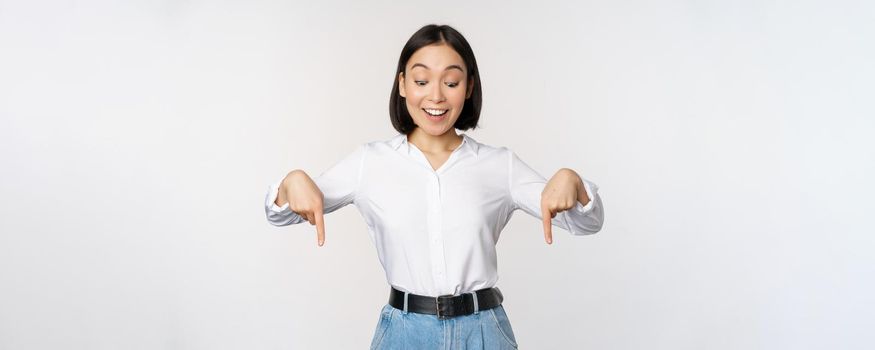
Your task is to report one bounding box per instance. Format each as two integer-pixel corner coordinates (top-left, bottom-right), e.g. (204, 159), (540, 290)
(266, 178), (290, 213)
(574, 178), (597, 214)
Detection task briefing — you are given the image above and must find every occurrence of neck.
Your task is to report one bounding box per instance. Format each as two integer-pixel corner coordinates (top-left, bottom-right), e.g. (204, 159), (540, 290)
(407, 128), (463, 154)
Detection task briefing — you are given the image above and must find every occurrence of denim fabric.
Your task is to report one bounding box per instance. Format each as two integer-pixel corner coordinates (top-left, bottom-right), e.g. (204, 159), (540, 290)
(370, 303), (519, 349)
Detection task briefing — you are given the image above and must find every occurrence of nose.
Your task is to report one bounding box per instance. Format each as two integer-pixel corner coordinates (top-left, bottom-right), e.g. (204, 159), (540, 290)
(428, 83), (446, 103)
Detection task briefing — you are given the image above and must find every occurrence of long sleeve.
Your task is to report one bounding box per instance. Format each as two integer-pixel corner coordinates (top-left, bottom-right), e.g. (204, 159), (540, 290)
(509, 150), (604, 235)
(264, 143), (368, 226)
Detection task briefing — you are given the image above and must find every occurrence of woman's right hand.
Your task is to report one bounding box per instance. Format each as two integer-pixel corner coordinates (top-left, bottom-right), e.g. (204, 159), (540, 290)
(276, 170), (326, 246)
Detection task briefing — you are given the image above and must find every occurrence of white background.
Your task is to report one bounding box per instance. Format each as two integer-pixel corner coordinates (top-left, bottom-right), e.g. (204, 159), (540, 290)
(1, 0), (873, 349)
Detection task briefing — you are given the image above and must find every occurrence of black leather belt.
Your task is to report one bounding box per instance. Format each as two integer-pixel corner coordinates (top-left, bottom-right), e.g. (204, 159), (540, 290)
(388, 286), (504, 320)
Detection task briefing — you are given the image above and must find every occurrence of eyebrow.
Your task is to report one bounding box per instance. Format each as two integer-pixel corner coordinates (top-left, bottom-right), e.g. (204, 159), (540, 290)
(410, 63), (465, 73)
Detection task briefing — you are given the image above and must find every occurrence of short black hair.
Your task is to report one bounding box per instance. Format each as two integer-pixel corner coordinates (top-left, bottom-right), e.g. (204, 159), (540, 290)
(389, 24), (482, 135)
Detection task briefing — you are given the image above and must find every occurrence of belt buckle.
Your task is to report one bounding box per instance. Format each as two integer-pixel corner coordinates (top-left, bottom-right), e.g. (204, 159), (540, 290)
(435, 294), (454, 320)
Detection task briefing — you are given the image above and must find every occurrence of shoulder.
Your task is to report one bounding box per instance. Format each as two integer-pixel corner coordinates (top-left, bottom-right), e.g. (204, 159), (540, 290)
(362, 133), (405, 151)
(461, 133), (510, 159)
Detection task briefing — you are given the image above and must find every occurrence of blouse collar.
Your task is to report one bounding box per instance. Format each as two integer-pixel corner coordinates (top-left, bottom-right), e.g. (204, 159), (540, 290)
(389, 132), (479, 157)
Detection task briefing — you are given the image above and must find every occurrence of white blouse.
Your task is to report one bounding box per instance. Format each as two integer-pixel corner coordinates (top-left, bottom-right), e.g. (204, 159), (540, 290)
(264, 133), (604, 297)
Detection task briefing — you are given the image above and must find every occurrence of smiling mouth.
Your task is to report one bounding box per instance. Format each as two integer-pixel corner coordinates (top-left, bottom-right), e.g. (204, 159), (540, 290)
(422, 108), (448, 117)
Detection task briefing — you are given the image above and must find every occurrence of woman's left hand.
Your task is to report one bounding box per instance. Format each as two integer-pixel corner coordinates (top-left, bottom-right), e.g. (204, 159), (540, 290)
(541, 168), (589, 245)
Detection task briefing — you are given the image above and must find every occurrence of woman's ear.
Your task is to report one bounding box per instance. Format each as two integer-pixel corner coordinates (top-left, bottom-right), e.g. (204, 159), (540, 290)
(466, 77), (474, 99)
(398, 72), (406, 98)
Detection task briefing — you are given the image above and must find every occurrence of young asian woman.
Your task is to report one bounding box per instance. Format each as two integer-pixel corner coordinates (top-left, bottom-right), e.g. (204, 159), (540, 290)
(265, 24), (604, 350)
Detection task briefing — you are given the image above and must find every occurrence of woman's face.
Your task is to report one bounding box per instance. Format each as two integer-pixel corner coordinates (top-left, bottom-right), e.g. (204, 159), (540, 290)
(398, 43), (474, 137)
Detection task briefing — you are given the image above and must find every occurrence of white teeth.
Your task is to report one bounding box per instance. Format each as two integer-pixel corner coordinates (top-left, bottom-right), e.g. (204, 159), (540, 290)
(424, 108), (448, 116)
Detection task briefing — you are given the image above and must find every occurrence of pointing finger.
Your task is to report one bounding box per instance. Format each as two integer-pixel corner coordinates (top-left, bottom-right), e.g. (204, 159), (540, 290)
(542, 202), (553, 245)
(314, 207), (325, 247)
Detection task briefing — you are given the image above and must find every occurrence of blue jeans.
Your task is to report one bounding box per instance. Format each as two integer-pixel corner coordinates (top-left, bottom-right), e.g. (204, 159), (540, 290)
(370, 303), (519, 349)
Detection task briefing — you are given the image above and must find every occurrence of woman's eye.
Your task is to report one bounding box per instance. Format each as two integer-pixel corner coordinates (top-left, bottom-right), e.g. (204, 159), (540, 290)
(414, 80), (458, 87)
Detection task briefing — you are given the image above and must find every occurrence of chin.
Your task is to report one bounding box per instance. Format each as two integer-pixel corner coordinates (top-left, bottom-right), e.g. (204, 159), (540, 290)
(417, 122), (454, 136)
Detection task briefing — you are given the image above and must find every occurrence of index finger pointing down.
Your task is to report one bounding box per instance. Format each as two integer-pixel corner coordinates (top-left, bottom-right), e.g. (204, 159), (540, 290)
(314, 208), (325, 247)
